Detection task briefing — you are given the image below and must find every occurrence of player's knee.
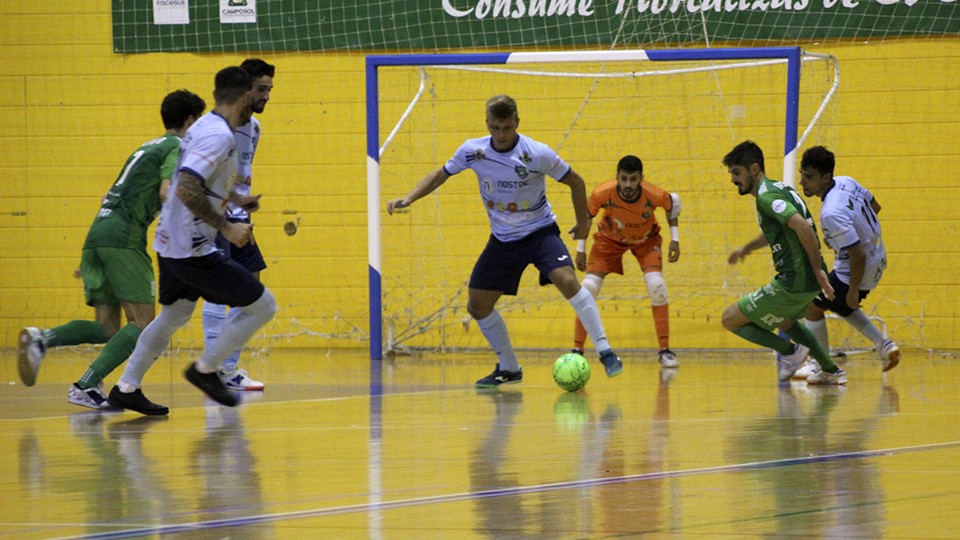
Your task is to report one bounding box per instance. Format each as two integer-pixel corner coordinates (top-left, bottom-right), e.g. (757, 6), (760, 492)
(163, 299), (196, 329)
(721, 304), (743, 331)
(581, 274), (604, 297)
(248, 288), (278, 321)
(644, 272), (668, 306)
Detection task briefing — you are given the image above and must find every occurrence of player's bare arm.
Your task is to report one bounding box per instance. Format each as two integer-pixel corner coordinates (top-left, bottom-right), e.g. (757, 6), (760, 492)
(159, 179), (171, 203)
(668, 215), (681, 263)
(666, 192), (682, 263)
(787, 213), (835, 300)
(844, 242), (868, 310)
(559, 169), (590, 240)
(574, 215), (593, 271)
(728, 234), (768, 264)
(871, 197), (882, 215)
(387, 167), (450, 215)
(176, 171), (253, 247)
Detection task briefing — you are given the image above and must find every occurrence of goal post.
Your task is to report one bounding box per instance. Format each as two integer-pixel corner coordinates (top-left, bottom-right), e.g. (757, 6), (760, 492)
(366, 46), (838, 360)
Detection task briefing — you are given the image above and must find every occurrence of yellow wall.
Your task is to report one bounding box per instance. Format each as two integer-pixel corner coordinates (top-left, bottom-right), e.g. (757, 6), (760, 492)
(1, 2), (958, 352)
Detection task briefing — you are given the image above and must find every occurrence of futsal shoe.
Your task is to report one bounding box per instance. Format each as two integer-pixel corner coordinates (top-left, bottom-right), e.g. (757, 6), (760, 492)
(806, 367), (847, 385)
(599, 349), (624, 378)
(475, 363), (523, 388)
(185, 363), (239, 407)
(107, 386), (170, 416)
(67, 383), (114, 410)
(219, 367), (265, 391)
(778, 343), (809, 382)
(791, 359), (820, 380)
(879, 339), (901, 372)
(658, 349), (679, 368)
(17, 327), (47, 387)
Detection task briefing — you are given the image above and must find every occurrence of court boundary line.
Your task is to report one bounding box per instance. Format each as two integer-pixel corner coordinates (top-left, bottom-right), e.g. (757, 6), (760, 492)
(46, 438), (960, 539)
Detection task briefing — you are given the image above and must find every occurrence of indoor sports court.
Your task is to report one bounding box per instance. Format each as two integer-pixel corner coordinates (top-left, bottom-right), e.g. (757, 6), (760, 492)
(2, 347), (958, 538)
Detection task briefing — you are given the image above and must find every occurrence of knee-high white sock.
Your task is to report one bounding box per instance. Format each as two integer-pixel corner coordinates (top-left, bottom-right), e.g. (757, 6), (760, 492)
(845, 309), (885, 347)
(118, 299), (196, 391)
(804, 318), (829, 350)
(197, 289), (277, 372)
(476, 310), (519, 372)
(202, 301), (227, 347)
(569, 287), (610, 353)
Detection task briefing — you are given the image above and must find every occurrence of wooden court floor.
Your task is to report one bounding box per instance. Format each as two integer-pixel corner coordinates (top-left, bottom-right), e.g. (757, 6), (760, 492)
(2, 347), (959, 539)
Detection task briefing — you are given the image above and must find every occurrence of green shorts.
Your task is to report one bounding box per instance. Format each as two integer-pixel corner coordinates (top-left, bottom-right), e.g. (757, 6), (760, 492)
(737, 279), (819, 331)
(81, 247), (156, 307)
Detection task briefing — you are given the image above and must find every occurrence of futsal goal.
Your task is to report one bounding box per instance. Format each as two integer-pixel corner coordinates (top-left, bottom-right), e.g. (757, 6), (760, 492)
(366, 47), (839, 360)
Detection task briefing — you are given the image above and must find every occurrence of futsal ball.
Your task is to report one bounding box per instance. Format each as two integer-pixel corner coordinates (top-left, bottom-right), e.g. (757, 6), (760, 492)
(553, 352), (591, 392)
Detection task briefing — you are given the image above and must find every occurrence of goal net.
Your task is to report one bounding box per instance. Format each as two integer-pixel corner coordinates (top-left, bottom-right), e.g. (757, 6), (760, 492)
(367, 47), (839, 359)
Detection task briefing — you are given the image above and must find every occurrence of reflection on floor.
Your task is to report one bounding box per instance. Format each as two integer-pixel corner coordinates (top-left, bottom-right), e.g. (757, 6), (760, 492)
(2, 347), (958, 538)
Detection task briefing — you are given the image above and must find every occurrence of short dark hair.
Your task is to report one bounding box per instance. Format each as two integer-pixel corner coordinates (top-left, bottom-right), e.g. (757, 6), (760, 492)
(800, 145), (835, 175)
(617, 155), (643, 175)
(240, 58), (275, 79)
(486, 95), (518, 120)
(723, 140), (765, 172)
(213, 66), (253, 105)
(160, 89), (205, 130)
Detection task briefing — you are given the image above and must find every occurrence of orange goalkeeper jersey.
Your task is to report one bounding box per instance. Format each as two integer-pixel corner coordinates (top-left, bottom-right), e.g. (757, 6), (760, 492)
(588, 179), (674, 245)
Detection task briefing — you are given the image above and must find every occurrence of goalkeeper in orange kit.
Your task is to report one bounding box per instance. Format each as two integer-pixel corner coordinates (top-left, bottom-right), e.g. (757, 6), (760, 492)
(573, 155), (682, 368)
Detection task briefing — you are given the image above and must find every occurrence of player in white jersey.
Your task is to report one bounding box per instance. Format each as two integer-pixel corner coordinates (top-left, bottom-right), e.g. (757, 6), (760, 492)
(201, 58), (274, 392)
(387, 95), (624, 387)
(107, 66), (278, 415)
(795, 145), (900, 379)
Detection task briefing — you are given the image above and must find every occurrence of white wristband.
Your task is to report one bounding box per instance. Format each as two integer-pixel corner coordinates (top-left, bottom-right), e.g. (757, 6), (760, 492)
(670, 226), (679, 242)
(576, 239), (586, 253)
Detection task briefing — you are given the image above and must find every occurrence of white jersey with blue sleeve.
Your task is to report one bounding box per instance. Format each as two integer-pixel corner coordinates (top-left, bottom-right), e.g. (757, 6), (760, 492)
(444, 133), (570, 242)
(154, 111), (239, 259)
(820, 175), (887, 290)
(226, 116), (260, 220)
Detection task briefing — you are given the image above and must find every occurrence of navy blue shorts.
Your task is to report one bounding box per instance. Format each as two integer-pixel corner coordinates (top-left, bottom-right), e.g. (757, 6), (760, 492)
(158, 253), (265, 307)
(216, 217), (267, 273)
(812, 270), (869, 317)
(469, 222), (573, 296)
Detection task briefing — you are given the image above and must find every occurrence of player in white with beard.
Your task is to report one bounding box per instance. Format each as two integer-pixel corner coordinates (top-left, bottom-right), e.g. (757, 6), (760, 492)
(107, 66), (278, 415)
(795, 145), (900, 382)
(202, 58), (274, 392)
(387, 95), (624, 387)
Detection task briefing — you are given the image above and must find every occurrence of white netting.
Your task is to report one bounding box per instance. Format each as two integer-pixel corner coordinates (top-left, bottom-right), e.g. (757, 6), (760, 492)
(375, 52), (840, 353)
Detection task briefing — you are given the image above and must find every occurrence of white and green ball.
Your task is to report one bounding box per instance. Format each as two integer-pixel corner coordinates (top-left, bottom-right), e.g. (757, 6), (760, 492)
(553, 352), (591, 392)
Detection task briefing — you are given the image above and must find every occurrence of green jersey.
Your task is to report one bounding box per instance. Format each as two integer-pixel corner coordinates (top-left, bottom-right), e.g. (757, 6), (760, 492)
(84, 134), (180, 252)
(755, 178), (825, 293)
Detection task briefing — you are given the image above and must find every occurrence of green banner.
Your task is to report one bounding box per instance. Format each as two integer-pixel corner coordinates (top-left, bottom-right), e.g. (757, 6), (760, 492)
(113, 0), (960, 53)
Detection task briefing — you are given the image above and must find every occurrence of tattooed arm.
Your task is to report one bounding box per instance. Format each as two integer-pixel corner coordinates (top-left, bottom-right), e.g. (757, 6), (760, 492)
(176, 171), (253, 247)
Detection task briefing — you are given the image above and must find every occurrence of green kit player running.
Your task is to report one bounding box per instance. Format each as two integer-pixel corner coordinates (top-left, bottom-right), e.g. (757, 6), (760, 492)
(720, 140), (847, 385)
(17, 89), (206, 408)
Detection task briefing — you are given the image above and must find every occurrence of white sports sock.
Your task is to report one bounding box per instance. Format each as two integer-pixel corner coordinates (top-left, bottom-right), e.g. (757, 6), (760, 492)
(476, 310), (519, 372)
(119, 299), (196, 388)
(201, 301), (227, 347)
(804, 317), (830, 351)
(569, 287), (610, 353)
(197, 289), (278, 372)
(845, 309), (885, 347)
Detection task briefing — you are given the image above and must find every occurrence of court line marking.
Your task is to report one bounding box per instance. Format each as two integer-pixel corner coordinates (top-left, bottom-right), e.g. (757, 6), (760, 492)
(44, 438), (960, 540)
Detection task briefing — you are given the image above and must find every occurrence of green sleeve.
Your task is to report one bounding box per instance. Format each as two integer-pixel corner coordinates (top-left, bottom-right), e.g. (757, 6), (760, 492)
(159, 145), (180, 181)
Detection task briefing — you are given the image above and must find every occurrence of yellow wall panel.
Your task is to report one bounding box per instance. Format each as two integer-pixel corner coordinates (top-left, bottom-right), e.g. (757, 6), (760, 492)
(1, 2), (958, 352)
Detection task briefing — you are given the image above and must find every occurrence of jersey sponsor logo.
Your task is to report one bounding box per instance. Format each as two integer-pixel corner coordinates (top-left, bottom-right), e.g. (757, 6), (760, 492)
(497, 179), (529, 189)
(481, 178), (494, 193)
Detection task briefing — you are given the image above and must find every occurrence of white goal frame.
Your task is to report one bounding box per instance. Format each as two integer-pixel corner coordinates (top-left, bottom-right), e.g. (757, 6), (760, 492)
(365, 47), (838, 360)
